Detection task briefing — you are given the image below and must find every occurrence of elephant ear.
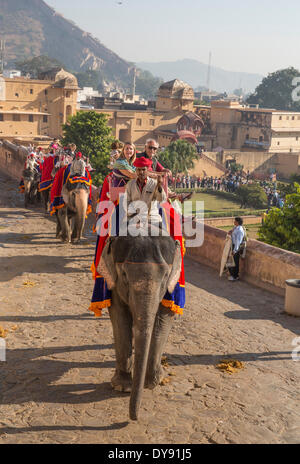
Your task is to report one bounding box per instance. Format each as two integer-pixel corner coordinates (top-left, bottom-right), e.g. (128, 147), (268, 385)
(97, 237), (117, 290)
(167, 240), (182, 294)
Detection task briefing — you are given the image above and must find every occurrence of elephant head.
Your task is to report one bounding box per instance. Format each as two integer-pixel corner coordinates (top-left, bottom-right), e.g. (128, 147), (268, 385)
(98, 235), (182, 420)
(58, 183), (89, 242)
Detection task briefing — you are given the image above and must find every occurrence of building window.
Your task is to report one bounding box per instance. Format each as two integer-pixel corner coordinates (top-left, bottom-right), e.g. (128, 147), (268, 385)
(0, 114), (3, 122)
(150, 119), (155, 126)
(28, 115), (34, 122)
(292, 116), (295, 120)
(279, 116), (282, 120)
(30, 89), (33, 95)
(296, 137), (299, 141)
(66, 91), (71, 98)
(43, 115), (48, 123)
(259, 136), (263, 142)
(136, 118), (142, 126)
(287, 116), (289, 120)
(13, 114), (21, 122)
(277, 142), (280, 145)
(45, 90), (48, 95)
(15, 93), (19, 98)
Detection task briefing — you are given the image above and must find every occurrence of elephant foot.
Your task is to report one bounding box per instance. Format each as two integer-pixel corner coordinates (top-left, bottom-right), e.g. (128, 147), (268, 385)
(144, 368), (164, 390)
(111, 370), (132, 393)
(71, 239), (80, 244)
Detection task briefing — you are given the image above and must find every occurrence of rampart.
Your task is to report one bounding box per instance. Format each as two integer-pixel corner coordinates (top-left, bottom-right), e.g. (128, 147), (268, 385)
(186, 223), (300, 296)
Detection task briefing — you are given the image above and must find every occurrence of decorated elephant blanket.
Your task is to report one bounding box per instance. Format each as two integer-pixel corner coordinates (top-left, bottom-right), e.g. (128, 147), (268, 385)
(39, 155), (59, 192)
(89, 175), (185, 317)
(50, 164), (92, 216)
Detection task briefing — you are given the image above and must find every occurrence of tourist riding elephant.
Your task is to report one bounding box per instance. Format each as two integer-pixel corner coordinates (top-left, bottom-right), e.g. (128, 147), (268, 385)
(56, 181), (89, 243)
(22, 166), (40, 208)
(98, 234), (182, 421)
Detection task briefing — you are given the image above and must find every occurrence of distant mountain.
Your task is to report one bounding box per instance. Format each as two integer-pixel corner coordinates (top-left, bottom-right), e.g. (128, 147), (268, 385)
(138, 59), (264, 94)
(0, 0), (162, 96)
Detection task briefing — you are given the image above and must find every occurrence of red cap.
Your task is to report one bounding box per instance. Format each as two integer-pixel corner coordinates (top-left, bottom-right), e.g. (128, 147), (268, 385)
(76, 152), (83, 158)
(133, 157), (152, 168)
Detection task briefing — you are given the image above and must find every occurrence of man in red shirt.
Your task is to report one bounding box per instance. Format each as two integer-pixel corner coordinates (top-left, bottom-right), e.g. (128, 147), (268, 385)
(137, 139), (191, 202)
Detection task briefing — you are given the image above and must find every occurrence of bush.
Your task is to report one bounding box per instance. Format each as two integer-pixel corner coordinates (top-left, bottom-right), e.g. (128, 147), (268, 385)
(258, 183), (300, 253)
(236, 184), (267, 209)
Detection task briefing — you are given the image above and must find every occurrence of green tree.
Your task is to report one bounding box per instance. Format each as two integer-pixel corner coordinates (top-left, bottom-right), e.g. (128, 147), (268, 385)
(229, 161), (243, 174)
(15, 55), (66, 78)
(158, 140), (198, 189)
(135, 70), (163, 99)
(259, 184), (300, 253)
(247, 67), (300, 110)
(236, 184), (267, 209)
(61, 111), (114, 185)
(74, 70), (100, 89)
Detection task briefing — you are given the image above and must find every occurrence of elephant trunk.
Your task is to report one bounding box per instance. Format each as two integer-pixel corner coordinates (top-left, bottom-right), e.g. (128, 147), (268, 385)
(74, 189), (88, 240)
(129, 291), (160, 421)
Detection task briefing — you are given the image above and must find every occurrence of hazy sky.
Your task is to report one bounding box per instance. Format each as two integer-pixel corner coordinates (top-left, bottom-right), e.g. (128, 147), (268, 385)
(46, 0), (300, 76)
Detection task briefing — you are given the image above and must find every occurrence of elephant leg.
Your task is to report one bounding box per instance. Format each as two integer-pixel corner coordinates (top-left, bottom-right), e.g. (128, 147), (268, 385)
(55, 212), (62, 239)
(108, 292), (133, 392)
(145, 304), (175, 389)
(59, 208), (71, 242)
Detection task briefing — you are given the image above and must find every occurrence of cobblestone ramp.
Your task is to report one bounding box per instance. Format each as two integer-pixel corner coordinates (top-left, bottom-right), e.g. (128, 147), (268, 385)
(0, 172), (299, 444)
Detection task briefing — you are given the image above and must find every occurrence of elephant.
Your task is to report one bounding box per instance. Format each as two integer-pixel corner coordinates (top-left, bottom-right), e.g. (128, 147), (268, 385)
(56, 181), (89, 243)
(41, 189), (50, 212)
(98, 234), (182, 421)
(22, 167), (40, 208)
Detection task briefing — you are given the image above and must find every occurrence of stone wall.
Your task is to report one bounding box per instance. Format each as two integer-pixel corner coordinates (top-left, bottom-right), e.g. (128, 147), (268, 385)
(204, 215), (262, 227)
(186, 223), (300, 296)
(0, 140), (27, 179)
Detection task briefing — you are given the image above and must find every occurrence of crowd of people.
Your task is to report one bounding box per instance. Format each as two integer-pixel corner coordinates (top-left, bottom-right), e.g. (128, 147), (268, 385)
(175, 172), (249, 192)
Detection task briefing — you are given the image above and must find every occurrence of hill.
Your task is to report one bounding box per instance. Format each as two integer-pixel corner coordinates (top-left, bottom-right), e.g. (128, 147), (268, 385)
(137, 59), (264, 94)
(0, 0), (162, 97)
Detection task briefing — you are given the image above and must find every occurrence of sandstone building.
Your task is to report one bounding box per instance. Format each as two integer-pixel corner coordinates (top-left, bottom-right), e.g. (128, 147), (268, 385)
(0, 68), (78, 144)
(210, 100), (300, 153)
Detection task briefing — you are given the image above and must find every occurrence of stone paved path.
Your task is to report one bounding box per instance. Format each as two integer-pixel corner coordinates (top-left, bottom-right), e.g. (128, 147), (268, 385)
(0, 173), (300, 444)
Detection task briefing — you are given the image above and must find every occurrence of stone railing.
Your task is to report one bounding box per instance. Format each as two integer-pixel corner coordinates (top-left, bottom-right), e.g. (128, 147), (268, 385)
(0, 140), (28, 179)
(199, 152), (227, 173)
(186, 223), (300, 296)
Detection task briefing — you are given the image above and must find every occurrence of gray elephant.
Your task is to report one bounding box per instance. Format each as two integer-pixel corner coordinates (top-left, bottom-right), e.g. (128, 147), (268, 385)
(98, 234), (182, 421)
(56, 182), (89, 243)
(22, 166), (40, 208)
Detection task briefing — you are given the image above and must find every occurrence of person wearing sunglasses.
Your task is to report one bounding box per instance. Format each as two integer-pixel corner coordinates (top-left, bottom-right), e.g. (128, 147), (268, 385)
(137, 139), (172, 176)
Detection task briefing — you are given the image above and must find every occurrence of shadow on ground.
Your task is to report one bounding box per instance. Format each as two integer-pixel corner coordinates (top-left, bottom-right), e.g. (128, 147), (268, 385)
(0, 344), (124, 406)
(185, 258), (300, 336)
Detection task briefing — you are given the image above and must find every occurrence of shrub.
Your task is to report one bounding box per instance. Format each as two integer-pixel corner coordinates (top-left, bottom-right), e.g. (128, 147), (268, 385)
(258, 183), (300, 253)
(236, 184), (267, 209)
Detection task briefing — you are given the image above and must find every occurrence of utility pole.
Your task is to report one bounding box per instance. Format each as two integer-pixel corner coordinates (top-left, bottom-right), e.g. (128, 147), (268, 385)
(206, 51), (212, 92)
(132, 67), (136, 98)
(0, 39), (5, 75)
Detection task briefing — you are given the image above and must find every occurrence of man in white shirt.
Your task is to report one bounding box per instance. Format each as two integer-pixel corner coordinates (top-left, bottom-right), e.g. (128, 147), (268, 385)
(228, 217), (245, 281)
(125, 157), (166, 232)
